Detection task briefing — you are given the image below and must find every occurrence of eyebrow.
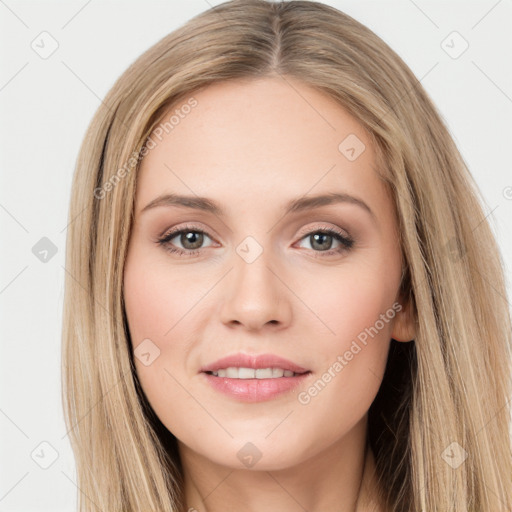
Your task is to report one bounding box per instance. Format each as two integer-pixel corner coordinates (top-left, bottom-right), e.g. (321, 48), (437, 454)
(140, 192), (375, 220)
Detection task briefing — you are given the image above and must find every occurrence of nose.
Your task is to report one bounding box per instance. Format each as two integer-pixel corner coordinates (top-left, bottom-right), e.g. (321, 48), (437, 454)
(219, 247), (292, 332)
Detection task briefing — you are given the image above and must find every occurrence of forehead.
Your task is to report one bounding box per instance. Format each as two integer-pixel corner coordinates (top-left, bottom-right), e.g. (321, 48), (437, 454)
(136, 77), (388, 218)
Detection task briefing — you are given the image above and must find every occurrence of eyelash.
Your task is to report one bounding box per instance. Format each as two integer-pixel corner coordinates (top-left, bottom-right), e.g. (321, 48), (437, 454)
(156, 223), (354, 258)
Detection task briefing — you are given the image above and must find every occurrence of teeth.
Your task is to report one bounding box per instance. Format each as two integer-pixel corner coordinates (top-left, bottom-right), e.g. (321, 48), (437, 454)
(272, 368), (284, 377)
(255, 368), (273, 378)
(239, 367), (256, 379)
(209, 367), (302, 379)
(226, 367), (239, 378)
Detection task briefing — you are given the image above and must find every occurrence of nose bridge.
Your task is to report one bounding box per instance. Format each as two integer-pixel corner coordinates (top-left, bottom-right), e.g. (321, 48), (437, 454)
(235, 240), (274, 293)
(219, 234), (291, 329)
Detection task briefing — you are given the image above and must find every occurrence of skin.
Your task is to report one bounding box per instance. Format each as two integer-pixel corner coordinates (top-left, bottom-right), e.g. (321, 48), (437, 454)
(123, 76), (416, 512)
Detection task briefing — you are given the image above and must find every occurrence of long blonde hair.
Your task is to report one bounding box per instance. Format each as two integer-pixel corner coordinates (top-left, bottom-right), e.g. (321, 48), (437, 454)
(61, 1), (512, 510)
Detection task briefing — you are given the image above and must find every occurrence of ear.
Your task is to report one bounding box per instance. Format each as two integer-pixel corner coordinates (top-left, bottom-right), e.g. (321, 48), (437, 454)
(391, 296), (416, 343)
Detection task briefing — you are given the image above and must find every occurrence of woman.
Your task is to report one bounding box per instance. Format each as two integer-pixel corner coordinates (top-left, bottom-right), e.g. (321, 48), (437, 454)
(61, 1), (512, 510)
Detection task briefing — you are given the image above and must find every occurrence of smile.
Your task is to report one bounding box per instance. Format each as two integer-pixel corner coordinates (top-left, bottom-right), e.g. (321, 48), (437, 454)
(205, 367), (305, 378)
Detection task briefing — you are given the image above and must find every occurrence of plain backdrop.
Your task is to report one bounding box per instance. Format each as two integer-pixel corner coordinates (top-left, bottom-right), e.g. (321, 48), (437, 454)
(0, 1), (511, 510)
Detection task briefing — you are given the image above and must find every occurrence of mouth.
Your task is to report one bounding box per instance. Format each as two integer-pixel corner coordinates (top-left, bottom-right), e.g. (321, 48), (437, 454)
(204, 367), (309, 379)
(200, 353), (312, 402)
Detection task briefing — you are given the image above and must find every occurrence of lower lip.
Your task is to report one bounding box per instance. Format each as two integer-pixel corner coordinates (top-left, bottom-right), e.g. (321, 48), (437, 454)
(201, 372), (311, 402)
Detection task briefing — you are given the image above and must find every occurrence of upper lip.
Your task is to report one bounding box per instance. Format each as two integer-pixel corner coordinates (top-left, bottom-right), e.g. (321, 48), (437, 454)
(200, 353), (309, 374)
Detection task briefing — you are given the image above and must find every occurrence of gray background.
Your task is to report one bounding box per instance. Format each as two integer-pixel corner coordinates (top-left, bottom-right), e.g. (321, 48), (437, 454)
(1, 1), (511, 510)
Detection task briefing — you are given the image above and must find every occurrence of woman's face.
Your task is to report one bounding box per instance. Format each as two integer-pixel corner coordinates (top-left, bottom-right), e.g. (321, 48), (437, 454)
(123, 77), (414, 471)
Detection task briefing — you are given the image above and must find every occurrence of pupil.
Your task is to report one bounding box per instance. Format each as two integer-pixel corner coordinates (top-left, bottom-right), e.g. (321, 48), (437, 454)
(312, 233), (332, 251)
(182, 231), (203, 249)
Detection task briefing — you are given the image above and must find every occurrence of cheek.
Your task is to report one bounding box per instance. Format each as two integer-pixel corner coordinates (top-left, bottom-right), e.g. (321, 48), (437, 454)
(292, 261), (397, 430)
(305, 259), (398, 351)
(123, 249), (205, 346)
(123, 249), (211, 435)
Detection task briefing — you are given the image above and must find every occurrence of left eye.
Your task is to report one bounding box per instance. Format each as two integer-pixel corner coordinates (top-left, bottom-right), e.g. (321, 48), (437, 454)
(295, 229), (353, 253)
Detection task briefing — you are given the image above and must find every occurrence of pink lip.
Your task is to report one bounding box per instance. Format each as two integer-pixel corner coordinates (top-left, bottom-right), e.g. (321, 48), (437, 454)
(200, 353), (309, 374)
(202, 372), (310, 402)
(200, 353), (311, 403)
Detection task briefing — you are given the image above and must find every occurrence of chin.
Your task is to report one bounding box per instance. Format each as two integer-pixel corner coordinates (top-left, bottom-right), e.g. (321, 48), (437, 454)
(184, 436), (308, 472)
